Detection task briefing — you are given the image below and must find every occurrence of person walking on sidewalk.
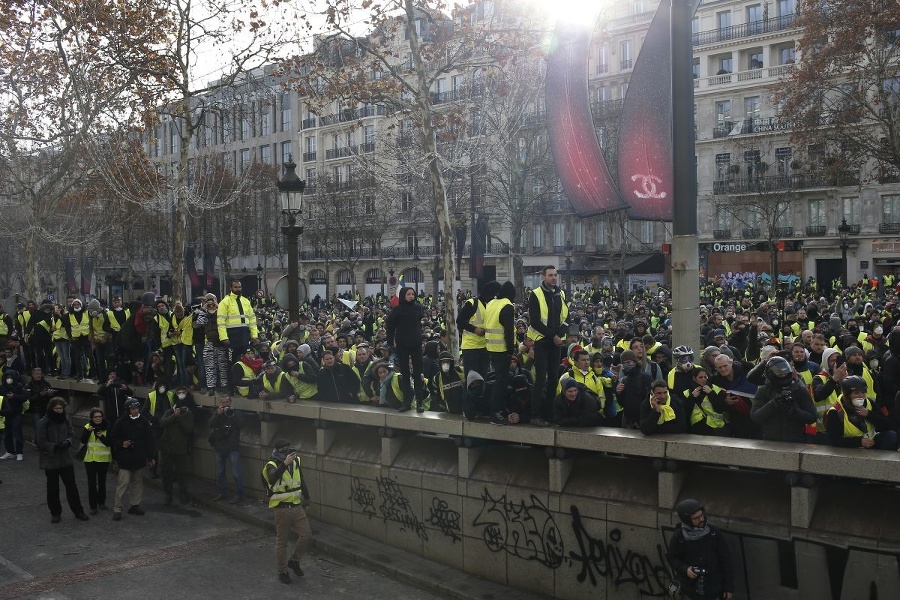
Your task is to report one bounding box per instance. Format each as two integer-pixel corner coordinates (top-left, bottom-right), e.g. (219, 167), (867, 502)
(109, 398), (156, 521)
(262, 438), (312, 585)
(81, 408), (112, 515)
(36, 398), (89, 523)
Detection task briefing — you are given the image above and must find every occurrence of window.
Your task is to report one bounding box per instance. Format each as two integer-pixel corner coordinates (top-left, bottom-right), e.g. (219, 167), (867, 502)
(598, 46), (608, 72)
(715, 100), (732, 122)
(306, 168), (317, 184)
(598, 86), (610, 102)
(620, 41), (632, 69)
(749, 51), (763, 70)
(692, 59), (700, 79)
(281, 141), (292, 165)
(744, 96), (761, 118)
(842, 197), (861, 224)
(883, 77), (900, 107)
(401, 191), (412, 213)
(640, 221), (653, 244)
(715, 153), (731, 180)
(574, 221), (585, 246)
(745, 206), (760, 228)
(533, 223), (543, 250)
(775, 147), (792, 175)
(260, 103), (271, 136)
(883, 194), (900, 223)
(718, 56), (733, 74)
(776, 201), (791, 227)
(364, 125), (375, 144)
(715, 205), (732, 229)
(407, 233), (419, 254)
(169, 124), (178, 155)
(364, 195), (375, 214)
(778, 0), (795, 17)
(780, 46), (796, 65)
(808, 144), (825, 169)
(332, 166), (342, 184)
(553, 222), (566, 247)
(240, 148), (251, 171)
(260, 145), (271, 164)
(241, 108), (251, 140)
(746, 4), (762, 33)
(305, 136), (316, 153)
(280, 93), (291, 132)
(692, 17), (699, 36)
(808, 199), (826, 227)
(717, 11), (731, 31)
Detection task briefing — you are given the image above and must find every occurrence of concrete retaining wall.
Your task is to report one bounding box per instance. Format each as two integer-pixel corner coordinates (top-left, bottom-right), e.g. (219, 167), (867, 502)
(55, 379), (900, 600)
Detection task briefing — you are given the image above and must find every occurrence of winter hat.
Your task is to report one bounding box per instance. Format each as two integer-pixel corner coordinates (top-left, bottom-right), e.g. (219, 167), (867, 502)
(204, 293), (217, 302)
(498, 281), (516, 301)
(562, 378), (579, 391)
(620, 350), (638, 363)
(141, 292), (156, 307)
(298, 343), (311, 357)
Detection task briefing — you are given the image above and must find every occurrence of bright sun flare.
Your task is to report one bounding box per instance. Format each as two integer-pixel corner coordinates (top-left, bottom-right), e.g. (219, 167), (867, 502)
(520, 0), (607, 27)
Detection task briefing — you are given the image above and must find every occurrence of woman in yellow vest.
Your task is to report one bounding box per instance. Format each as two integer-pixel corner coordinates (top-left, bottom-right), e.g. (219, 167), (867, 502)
(51, 305), (71, 378)
(824, 376), (897, 450)
(80, 408), (112, 514)
(683, 367), (731, 437)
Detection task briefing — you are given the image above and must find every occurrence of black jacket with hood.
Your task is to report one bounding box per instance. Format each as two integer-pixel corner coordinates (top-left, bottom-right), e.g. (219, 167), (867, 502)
(386, 287), (425, 348)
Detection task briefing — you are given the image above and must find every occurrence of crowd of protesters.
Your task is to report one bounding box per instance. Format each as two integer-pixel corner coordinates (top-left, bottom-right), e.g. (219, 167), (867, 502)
(4, 268), (900, 485)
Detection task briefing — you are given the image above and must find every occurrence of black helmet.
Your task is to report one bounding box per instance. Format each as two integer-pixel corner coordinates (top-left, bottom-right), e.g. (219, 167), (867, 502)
(764, 356), (793, 386)
(675, 498), (705, 526)
(840, 375), (867, 397)
(125, 397), (141, 410)
(438, 351), (453, 362)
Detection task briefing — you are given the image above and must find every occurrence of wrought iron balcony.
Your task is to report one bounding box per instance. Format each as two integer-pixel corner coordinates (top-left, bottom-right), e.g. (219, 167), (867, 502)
(302, 151), (316, 162)
(775, 226), (794, 237)
(301, 117), (317, 129)
(805, 225), (827, 236)
(713, 229), (731, 239)
(742, 228), (760, 239)
(620, 59), (633, 70)
(693, 13), (797, 46)
(879, 223), (900, 234)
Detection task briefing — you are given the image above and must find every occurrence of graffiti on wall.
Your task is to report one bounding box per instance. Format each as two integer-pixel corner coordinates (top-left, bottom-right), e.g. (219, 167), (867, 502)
(376, 477), (429, 540)
(473, 489), (565, 569)
(570, 506), (670, 597)
(426, 497), (462, 543)
(348, 477), (376, 518)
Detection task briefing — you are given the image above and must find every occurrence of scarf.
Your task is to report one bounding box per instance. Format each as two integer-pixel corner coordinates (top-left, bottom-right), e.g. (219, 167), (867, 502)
(242, 355), (264, 371)
(657, 401), (676, 425)
(681, 524), (711, 541)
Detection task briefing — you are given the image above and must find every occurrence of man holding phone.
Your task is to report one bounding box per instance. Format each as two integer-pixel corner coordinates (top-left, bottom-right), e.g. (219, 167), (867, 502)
(262, 438), (312, 584)
(159, 396), (195, 505)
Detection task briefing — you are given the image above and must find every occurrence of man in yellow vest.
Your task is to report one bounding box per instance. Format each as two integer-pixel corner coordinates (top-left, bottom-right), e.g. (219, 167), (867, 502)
(262, 438), (312, 585)
(484, 282), (517, 426)
(527, 266), (568, 428)
(68, 299), (92, 381)
(456, 281), (500, 381)
(217, 280), (259, 369)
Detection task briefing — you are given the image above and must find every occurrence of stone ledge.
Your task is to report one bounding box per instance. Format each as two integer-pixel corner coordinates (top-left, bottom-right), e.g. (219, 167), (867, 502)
(555, 427), (665, 457)
(663, 436), (802, 471)
(799, 446), (900, 482)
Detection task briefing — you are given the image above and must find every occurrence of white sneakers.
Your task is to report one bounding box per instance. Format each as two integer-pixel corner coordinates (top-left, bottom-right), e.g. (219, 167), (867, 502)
(0, 452), (14, 460)
(16, 454), (23, 461)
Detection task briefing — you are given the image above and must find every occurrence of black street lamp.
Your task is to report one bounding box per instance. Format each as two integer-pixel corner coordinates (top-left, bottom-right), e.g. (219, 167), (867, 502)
(838, 217), (852, 286)
(564, 242), (573, 298)
(413, 254), (421, 294)
(277, 155), (306, 321)
(256, 262), (264, 294)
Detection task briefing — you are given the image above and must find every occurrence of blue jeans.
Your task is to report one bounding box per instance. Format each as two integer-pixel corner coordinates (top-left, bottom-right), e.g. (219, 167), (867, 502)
(215, 449), (244, 499)
(55, 340), (72, 377)
(174, 344), (191, 386)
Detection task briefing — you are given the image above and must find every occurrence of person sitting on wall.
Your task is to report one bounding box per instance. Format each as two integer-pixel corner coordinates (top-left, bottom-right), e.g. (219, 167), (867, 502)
(463, 371), (495, 422)
(551, 378), (601, 427)
(825, 376), (898, 450)
(429, 351), (466, 414)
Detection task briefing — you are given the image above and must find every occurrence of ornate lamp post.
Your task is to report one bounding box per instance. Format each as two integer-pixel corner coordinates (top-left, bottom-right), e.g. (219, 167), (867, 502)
(256, 262), (264, 294)
(838, 217), (852, 286)
(413, 253), (421, 294)
(564, 242), (573, 298)
(277, 156), (306, 322)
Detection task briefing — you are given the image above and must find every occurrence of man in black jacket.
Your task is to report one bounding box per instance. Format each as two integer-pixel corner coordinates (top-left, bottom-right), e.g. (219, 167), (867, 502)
(208, 396), (245, 503)
(751, 356), (817, 443)
(666, 498), (734, 600)
(616, 350), (653, 430)
(109, 398), (156, 520)
(316, 351), (360, 403)
(527, 266), (568, 427)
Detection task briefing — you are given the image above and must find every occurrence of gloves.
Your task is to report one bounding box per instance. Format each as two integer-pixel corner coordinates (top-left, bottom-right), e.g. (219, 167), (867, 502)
(55, 439), (72, 451)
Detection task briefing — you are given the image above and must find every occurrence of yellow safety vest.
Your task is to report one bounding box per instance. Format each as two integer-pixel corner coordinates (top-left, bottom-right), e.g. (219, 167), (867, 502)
(52, 316), (69, 341)
(263, 372), (288, 394)
(176, 315), (194, 346)
(460, 298), (487, 350)
(69, 313), (89, 338)
(148, 390), (174, 416)
(825, 400), (875, 438)
(0, 395), (5, 429)
(861, 366), (876, 401)
(526, 287), (568, 342)
(91, 313), (111, 344)
(685, 386), (727, 429)
(217, 294), (259, 340)
(262, 458), (303, 508)
(235, 362), (254, 396)
(156, 313), (174, 348)
(286, 363), (317, 399)
(82, 423), (112, 463)
(483, 298), (512, 353)
(813, 374), (839, 433)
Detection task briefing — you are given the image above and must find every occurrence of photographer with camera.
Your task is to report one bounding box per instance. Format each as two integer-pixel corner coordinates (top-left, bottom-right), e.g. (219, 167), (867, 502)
(666, 498), (733, 599)
(36, 397), (89, 523)
(159, 394), (195, 505)
(751, 356), (817, 443)
(262, 438), (312, 585)
(109, 398), (156, 521)
(208, 397), (245, 503)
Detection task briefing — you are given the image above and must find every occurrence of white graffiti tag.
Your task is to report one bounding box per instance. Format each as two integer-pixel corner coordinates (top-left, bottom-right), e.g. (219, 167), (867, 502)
(630, 173), (667, 199)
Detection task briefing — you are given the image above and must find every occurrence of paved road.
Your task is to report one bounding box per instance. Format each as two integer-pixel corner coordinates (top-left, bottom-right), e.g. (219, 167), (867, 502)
(0, 444), (443, 600)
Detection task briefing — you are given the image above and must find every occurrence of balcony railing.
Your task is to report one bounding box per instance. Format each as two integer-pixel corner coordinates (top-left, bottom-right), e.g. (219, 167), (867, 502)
(325, 146), (355, 160)
(693, 13), (797, 46)
(360, 142), (375, 153)
(620, 58), (633, 70)
(591, 99), (624, 118)
(775, 226), (794, 237)
(301, 117), (317, 130)
(879, 223), (900, 234)
(742, 228), (760, 239)
(596, 62), (609, 75)
(712, 114), (831, 139)
(302, 151), (316, 162)
(713, 229), (732, 239)
(849, 224), (861, 235)
(712, 173), (853, 194)
(357, 105), (388, 118)
(701, 64), (794, 91)
(298, 243), (513, 262)
(806, 225), (827, 236)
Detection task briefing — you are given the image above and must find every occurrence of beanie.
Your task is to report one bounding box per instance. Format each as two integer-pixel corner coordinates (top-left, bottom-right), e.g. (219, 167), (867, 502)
(620, 350), (637, 363)
(298, 343), (311, 356)
(562, 377), (579, 391)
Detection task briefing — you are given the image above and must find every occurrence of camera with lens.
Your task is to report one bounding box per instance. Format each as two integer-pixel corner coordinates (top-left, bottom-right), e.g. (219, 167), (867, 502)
(223, 406), (234, 416)
(692, 567), (707, 596)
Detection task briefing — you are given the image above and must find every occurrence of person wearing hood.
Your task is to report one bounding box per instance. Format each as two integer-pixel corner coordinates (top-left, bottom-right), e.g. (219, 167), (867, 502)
(109, 398), (156, 520)
(616, 350), (653, 429)
(0, 369), (27, 460)
(261, 438), (312, 585)
(456, 280), (500, 381)
(25, 302), (54, 374)
(552, 377), (601, 427)
(824, 376), (897, 450)
(385, 287), (426, 412)
(843, 345), (877, 403)
(36, 398), (89, 523)
(258, 360), (295, 402)
(666, 498), (734, 600)
(484, 281), (517, 425)
(68, 298), (92, 381)
(159, 390), (195, 505)
(429, 351), (466, 414)
(812, 348), (847, 437)
(463, 370), (493, 421)
(286, 344), (318, 401)
(0, 304), (15, 353)
(81, 407), (112, 514)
